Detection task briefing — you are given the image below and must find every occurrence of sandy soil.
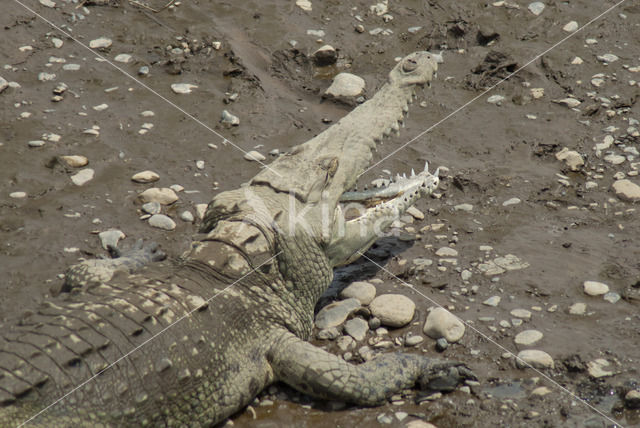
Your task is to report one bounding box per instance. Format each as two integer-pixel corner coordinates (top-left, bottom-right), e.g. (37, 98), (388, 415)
(1, 0), (640, 427)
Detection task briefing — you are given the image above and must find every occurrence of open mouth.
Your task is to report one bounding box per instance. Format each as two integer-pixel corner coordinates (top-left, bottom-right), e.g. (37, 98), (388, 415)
(338, 162), (440, 221)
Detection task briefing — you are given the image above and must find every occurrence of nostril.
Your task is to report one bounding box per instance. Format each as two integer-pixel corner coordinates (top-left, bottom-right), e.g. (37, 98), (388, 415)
(402, 59), (418, 72)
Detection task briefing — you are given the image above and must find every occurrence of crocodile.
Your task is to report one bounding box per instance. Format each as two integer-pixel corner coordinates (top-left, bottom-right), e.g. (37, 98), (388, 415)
(0, 51), (474, 427)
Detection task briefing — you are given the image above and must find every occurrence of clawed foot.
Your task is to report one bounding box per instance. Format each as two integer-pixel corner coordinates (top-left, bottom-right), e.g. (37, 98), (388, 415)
(418, 359), (477, 393)
(107, 238), (166, 263)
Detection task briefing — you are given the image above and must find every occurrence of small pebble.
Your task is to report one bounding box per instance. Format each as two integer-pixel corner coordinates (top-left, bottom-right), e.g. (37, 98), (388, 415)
(244, 151), (266, 162)
(514, 329), (543, 346)
(516, 349), (554, 369)
(221, 110), (240, 126)
(148, 214), (176, 231)
(435, 337), (449, 352)
(139, 188), (178, 205)
(568, 302), (587, 315)
(563, 21), (579, 32)
(98, 229), (125, 250)
(369, 294), (415, 327)
(325, 73), (366, 98)
(28, 140), (46, 148)
(315, 298), (361, 329)
(9, 191), (27, 199)
(502, 197), (521, 206)
(487, 95), (505, 104)
(89, 37), (112, 49)
(142, 201), (162, 215)
(339, 281), (376, 305)
(583, 280), (609, 296)
(527, 2), (545, 15)
(483, 296), (501, 307)
(424, 307), (465, 343)
(180, 211), (194, 222)
(70, 168), (94, 186)
(171, 83), (197, 94)
(114, 53), (132, 63)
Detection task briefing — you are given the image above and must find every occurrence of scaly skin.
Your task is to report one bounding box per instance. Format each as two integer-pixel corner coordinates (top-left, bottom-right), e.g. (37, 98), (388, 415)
(0, 52), (473, 427)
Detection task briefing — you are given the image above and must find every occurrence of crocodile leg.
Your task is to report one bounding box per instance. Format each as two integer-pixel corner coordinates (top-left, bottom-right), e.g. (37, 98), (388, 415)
(269, 331), (474, 406)
(61, 239), (166, 294)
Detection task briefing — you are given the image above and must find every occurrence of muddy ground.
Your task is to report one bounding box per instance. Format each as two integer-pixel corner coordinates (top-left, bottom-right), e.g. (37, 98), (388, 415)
(1, 0), (640, 427)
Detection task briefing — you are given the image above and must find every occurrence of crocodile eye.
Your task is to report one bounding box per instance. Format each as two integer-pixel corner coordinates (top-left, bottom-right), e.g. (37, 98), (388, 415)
(402, 58), (418, 72)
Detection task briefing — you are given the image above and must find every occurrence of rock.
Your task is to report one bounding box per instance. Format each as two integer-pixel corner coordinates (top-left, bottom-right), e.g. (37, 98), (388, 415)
(407, 26), (422, 34)
(562, 21), (579, 32)
(502, 197), (521, 206)
(461, 269), (472, 281)
(483, 296), (501, 307)
(597, 53), (619, 63)
(38, 72), (56, 82)
(60, 155), (88, 167)
(306, 29), (325, 38)
(340, 281), (376, 305)
(296, 0), (312, 11)
(195, 204), (208, 219)
(612, 179), (640, 201)
(406, 206), (424, 220)
(317, 327), (340, 340)
(180, 211), (194, 222)
(603, 292), (620, 304)
(142, 201), (162, 215)
(369, 294), (415, 327)
(514, 329), (543, 346)
(516, 350), (554, 369)
(625, 389), (640, 409)
(552, 98), (581, 108)
(344, 318), (368, 341)
(92, 104), (109, 112)
(325, 73), (365, 98)
(527, 2), (545, 15)
(70, 168), (95, 186)
(510, 309), (532, 320)
(138, 66), (150, 76)
(435, 337), (448, 352)
(98, 229), (125, 250)
(405, 334), (424, 346)
(568, 302), (587, 315)
(406, 421), (438, 428)
(531, 386), (552, 397)
(9, 191), (27, 199)
(315, 298), (361, 329)
(114, 53), (132, 63)
(171, 83), (197, 94)
(51, 37), (63, 48)
(139, 188), (178, 205)
(39, 0), (56, 7)
(435, 247), (458, 257)
(148, 214), (176, 231)
(583, 280), (609, 296)
(132, 170), (160, 183)
(587, 359), (614, 378)
(313, 45), (337, 66)
(423, 307), (465, 343)
(454, 203), (473, 212)
(63, 64), (80, 71)
(604, 154), (625, 165)
(221, 110), (240, 126)
(555, 148), (584, 171)
(487, 95), (505, 104)
(0, 76), (8, 93)
(89, 37), (112, 49)
(244, 151), (265, 162)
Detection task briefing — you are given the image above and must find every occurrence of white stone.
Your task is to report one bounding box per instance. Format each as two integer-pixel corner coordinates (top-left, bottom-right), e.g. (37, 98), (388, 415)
(139, 188), (178, 205)
(171, 83), (197, 94)
(571, 56), (584, 65)
(296, 0), (312, 11)
(9, 191), (27, 199)
(552, 98), (581, 108)
(435, 247), (458, 257)
(531, 386), (552, 397)
(423, 307), (465, 343)
(0, 76), (8, 93)
(514, 329), (543, 346)
(568, 302), (587, 315)
(555, 147), (584, 171)
(344, 318), (368, 341)
(195, 204), (208, 219)
(406, 421), (438, 428)
(28, 140), (46, 148)
(180, 211), (194, 222)
(516, 349), (554, 369)
(604, 154), (626, 165)
(70, 168), (95, 186)
(487, 95), (505, 104)
(587, 359), (614, 378)
(530, 87), (544, 99)
(454, 203), (473, 212)
(61, 155), (88, 167)
(132, 170), (160, 183)
(406, 206), (424, 220)
(597, 53), (619, 63)
(563, 21), (579, 32)
(142, 201), (161, 215)
(38, 72), (56, 82)
(315, 298), (361, 329)
(98, 229), (125, 250)
(369, 294), (415, 328)
(306, 29), (325, 38)
(89, 37), (112, 49)
(39, 0), (56, 7)
(370, 1), (388, 15)
(583, 280), (609, 296)
(527, 2), (545, 15)
(51, 37), (63, 48)
(93, 103), (109, 111)
(63, 64), (81, 71)
(340, 281), (376, 305)
(148, 214), (176, 231)
(502, 197), (521, 206)
(325, 73), (366, 98)
(591, 78), (605, 87)
(141, 110), (155, 117)
(114, 54), (132, 63)
(510, 309), (532, 320)
(244, 151), (266, 162)
(612, 179), (640, 201)
(221, 110), (240, 126)
(483, 296), (501, 307)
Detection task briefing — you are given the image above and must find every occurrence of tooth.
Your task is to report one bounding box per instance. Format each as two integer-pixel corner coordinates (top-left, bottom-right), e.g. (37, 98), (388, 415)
(411, 168), (415, 177)
(391, 122), (399, 132)
(424, 161), (429, 172)
(402, 104), (409, 113)
(396, 173), (402, 181)
(434, 167), (440, 178)
(402, 173), (407, 179)
(384, 128), (391, 137)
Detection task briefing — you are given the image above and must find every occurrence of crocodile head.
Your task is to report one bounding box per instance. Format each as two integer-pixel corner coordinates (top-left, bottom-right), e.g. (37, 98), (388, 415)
(203, 51), (440, 266)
